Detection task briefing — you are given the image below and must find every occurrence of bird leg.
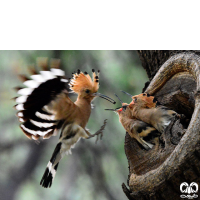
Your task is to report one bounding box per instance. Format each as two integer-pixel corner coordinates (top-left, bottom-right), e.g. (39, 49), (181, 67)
(86, 119), (107, 143)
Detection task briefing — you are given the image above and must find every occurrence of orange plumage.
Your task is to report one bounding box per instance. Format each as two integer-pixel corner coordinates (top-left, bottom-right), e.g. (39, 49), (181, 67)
(70, 70), (100, 94)
(13, 58), (115, 188)
(105, 94), (159, 150)
(122, 91), (178, 134)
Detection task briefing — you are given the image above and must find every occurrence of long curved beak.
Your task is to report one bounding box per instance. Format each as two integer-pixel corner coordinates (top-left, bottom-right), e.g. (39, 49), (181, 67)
(114, 93), (124, 104)
(121, 90), (133, 98)
(105, 106), (127, 112)
(93, 93), (116, 104)
(104, 108), (117, 111)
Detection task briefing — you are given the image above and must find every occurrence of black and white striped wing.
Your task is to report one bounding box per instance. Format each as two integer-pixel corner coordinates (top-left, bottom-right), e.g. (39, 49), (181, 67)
(14, 58), (73, 140)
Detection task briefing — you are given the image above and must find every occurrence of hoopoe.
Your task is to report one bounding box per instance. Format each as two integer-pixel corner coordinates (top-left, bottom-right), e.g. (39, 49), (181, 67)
(121, 91), (178, 134)
(121, 91), (158, 108)
(13, 58), (116, 188)
(105, 94), (159, 150)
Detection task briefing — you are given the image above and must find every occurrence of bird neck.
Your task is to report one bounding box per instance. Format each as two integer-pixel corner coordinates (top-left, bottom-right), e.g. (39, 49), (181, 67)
(119, 114), (133, 131)
(75, 96), (92, 107)
(74, 97), (92, 128)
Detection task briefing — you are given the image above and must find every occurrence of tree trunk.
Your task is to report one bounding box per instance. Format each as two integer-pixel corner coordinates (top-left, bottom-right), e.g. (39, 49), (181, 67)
(122, 50), (200, 200)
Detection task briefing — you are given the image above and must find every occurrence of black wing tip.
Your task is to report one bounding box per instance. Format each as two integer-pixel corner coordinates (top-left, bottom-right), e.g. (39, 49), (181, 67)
(40, 168), (53, 188)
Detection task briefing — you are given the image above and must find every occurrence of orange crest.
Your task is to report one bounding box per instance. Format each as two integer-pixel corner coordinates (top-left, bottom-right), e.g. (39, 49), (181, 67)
(69, 69), (100, 93)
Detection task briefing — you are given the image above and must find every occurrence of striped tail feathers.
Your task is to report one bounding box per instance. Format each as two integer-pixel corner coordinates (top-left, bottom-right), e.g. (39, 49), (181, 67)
(40, 124), (87, 188)
(40, 142), (62, 188)
(40, 162), (59, 188)
(40, 138), (71, 188)
(13, 58), (71, 140)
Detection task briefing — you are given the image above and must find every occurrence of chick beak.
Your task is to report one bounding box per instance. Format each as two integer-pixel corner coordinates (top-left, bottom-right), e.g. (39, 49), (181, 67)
(120, 90), (133, 98)
(114, 93), (124, 104)
(104, 108), (118, 111)
(114, 93), (128, 108)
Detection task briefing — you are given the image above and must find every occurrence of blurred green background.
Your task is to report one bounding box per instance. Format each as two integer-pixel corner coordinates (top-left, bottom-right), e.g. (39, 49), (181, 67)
(0, 50), (148, 200)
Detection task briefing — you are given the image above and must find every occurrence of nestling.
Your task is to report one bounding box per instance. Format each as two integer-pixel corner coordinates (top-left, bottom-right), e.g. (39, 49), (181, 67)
(122, 91), (178, 134)
(13, 58), (116, 188)
(105, 94), (159, 150)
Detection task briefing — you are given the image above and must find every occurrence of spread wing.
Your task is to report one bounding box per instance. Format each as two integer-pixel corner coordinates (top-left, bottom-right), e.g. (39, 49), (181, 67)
(14, 58), (76, 140)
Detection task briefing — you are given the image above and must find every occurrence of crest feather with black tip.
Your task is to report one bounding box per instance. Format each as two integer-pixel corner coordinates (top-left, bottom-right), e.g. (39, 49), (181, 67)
(69, 69), (100, 93)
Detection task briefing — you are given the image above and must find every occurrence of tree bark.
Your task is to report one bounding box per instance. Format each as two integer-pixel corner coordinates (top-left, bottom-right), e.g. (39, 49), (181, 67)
(122, 50), (200, 200)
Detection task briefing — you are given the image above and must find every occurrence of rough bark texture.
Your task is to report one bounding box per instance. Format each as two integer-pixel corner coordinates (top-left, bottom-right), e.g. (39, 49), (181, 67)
(122, 50), (200, 200)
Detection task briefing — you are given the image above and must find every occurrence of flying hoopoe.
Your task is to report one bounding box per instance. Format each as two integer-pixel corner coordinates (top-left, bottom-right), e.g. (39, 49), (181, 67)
(105, 94), (159, 150)
(13, 58), (116, 188)
(121, 91), (178, 134)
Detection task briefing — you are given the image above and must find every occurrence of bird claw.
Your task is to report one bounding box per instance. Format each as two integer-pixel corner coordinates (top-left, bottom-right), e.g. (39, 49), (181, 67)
(87, 119), (107, 143)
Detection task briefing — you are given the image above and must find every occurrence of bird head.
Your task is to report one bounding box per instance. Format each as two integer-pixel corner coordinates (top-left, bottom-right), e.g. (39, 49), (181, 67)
(69, 69), (116, 104)
(105, 94), (132, 118)
(121, 90), (158, 108)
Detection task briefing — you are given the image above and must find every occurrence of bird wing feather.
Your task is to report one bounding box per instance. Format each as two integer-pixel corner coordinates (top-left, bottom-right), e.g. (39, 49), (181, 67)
(14, 58), (77, 140)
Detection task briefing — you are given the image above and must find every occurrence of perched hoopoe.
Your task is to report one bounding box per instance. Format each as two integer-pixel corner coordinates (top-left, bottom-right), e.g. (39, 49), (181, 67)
(13, 58), (116, 188)
(105, 94), (159, 150)
(121, 91), (178, 134)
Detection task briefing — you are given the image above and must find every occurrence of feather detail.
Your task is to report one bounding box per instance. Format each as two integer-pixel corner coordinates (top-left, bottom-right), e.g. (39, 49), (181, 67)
(14, 58), (71, 140)
(69, 70), (100, 93)
(127, 93), (178, 134)
(40, 124), (87, 188)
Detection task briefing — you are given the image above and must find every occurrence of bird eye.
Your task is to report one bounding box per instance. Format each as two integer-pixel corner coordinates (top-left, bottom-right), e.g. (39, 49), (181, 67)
(134, 97), (137, 103)
(85, 89), (90, 94)
(122, 106), (127, 111)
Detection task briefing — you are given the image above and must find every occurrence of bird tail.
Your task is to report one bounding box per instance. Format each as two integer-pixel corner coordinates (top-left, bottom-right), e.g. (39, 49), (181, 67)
(40, 142), (62, 188)
(40, 124), (87, 188)
(40, 161), (59, 188)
